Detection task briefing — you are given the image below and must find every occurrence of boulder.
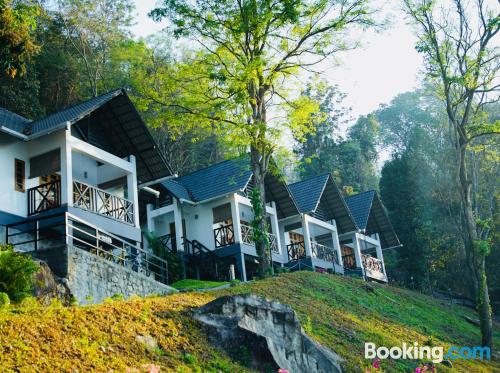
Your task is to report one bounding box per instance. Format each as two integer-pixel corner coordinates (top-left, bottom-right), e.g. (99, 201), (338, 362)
(194, 294), (343, 373)
(31, 260), (71, 305)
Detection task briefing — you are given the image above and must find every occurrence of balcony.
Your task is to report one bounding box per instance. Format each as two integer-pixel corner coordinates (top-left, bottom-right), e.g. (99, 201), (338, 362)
(361, 254), (384, 273)
(310, 241), (339, 265)
(73, 180), (134, 225)
(28, 180), (62, 216)
(286, 240), (338, 265)
(287, 241), (306, 261)
(213, 223), (279, 254)
(27, 179), (134, 225)
(240, 224), (279, 254)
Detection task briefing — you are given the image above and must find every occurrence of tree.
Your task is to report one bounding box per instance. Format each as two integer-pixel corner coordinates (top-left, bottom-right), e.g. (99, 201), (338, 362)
(404, 0), (499, 349)
(56, 0), (134, 97)
(150, 0), (375, 276)
(0, 0), (40, 78)
(294, 81), (380, 193)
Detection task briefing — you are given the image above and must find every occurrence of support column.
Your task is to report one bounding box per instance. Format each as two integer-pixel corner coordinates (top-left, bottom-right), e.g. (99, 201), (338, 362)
(353, 233), (365, 277)
(236, 252), (247, 282)
(269, 206), (281, 257)
(230, 194), (242, 244)
(61, 126), (73, 207)
(301, 214), (314, 270)
(374, 235), (386, 275)
(146, 204), (155, 233)
(126, 155), (140, 228)
(173, 199), (186, 279)
(331, 228), (344, 273)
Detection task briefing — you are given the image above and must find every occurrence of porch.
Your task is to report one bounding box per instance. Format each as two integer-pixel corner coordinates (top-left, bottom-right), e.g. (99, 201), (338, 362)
(25, 130), (140, 240)
(339, 232), (387, 282)
(280, 214), (343, 273)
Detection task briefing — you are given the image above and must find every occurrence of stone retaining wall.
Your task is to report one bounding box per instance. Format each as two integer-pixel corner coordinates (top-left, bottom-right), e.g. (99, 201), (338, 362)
(32, 246), (176, 304)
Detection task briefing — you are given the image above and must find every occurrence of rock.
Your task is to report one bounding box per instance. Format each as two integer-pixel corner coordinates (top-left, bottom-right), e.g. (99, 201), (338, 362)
(464, 316), (480, 326)
(194, 294), (343, 373)
(135, 334), (158, 352)
(31, 260), (71, 305)
(441, 359), (453, 368)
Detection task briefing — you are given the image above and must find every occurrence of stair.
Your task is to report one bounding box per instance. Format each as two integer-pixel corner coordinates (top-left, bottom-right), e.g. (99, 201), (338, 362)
(183, 239), (234, 282)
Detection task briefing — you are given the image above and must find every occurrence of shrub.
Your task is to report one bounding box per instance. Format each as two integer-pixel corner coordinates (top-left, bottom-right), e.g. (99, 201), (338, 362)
(146, 233), (183, 283)
(0, 244), (39, 301)
(0, 292), (10, 309)
(230, 279), (241, 287)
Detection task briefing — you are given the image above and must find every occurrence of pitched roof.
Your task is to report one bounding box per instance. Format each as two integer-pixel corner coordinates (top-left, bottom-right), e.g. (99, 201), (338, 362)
(345, 191), (401, 249)
(345, 190), (375, 230)
(288, 174), (330, 213)
(27, 89), (122, 135)
(289, 174), (357, 234)
(0, 108), (30, 134)
(167, 156), (252, 202)
(161, 156), (299, 219)
(0, 89), (174, 183)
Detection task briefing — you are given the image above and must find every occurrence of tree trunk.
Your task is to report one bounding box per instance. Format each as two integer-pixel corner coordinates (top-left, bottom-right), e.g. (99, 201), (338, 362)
(458, 143), (493, 349)
(250, 146), (271, 278)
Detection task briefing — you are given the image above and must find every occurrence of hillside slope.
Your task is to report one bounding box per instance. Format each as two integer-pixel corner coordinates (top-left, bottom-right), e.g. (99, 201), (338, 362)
(0, 272), (498, 372)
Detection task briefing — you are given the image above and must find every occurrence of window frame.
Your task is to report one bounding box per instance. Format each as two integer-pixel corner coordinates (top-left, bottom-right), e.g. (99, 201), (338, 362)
(14, 158), (26, 192)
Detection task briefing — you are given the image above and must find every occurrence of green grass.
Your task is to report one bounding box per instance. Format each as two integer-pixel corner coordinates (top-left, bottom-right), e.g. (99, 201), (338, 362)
(0, 272), (498, 372)
(216, 272), (500, 372)
(170, 279), (229, 290)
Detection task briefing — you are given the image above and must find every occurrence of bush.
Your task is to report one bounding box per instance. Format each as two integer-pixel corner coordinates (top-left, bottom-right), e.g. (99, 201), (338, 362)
(0, 292), (10, 309)
(0, 244), (39, 302)
(146, 233), (183, 283)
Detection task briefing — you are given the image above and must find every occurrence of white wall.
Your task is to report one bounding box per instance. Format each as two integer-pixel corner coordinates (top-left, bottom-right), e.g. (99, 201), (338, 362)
(0, 133), (29, 218)
(181, 196), (233, 250)
(72, 152), (98, 185)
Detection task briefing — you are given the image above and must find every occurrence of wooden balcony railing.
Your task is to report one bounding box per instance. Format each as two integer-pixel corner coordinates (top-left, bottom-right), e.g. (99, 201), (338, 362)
(239, 224), (279, 254)
(361, 254), (384, 274)
(28, 180), (62, 216)
(73, 180), (134, 225)
(214, 223), (235, 248)
(342, 253), (357, 269)
(287, 241), (306, 261)
(311, 241), (339, 264)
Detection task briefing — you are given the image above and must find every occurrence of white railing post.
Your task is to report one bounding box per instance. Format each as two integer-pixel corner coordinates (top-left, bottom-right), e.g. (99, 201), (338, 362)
(61, 125), (73, 207)
(127, 155), (140, 228)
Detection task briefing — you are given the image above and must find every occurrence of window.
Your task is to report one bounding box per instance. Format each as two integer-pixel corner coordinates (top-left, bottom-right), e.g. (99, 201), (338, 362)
(14, 159), (25, 192)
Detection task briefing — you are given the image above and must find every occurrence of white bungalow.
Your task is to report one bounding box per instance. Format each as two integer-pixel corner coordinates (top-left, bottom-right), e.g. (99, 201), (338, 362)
(0, 89), (175, 292)
(283, 174), (358, 274)
(144, 156), (300, 282)
(341, 191), (402, 282)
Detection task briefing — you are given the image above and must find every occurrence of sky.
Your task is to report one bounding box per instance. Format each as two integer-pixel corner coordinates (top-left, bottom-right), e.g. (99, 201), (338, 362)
(130, 0), (424, 119)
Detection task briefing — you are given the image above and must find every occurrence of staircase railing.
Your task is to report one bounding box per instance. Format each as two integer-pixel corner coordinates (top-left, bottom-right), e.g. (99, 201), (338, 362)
(6, 212), (169, 285)
(184, 238), (233, 281)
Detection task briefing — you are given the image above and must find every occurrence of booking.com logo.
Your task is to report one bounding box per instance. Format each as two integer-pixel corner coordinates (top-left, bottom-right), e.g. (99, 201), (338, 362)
(365, 342), (491, 363)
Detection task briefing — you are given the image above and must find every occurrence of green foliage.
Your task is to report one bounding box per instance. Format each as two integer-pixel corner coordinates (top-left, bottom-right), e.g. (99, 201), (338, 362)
(0, 0), (40, 77)
(0, 244), (39, 302)
(294, 81), (378, 193)
(146, 233), (183, 284)
(170, 279), (229, 290)
(0, 292), (10, 309)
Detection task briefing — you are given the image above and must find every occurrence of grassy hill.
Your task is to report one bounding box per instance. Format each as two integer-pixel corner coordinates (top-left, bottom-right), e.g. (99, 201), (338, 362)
(0, 272), (498, 372)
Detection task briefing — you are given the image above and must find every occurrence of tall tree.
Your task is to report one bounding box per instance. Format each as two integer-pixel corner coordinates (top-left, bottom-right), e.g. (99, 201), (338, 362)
(404, 0), (499, 349)
(150, 0), (375, 276)
(57, 0), (134, 97)
(0, 0), (40, 78)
